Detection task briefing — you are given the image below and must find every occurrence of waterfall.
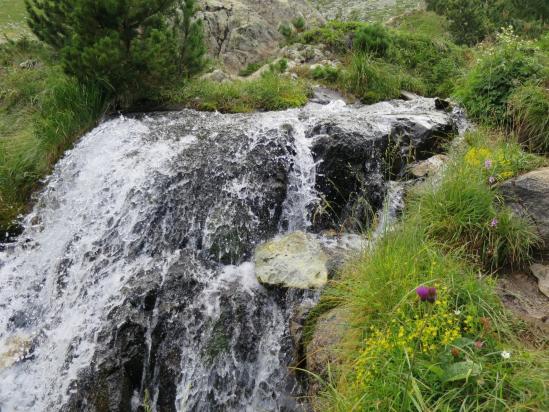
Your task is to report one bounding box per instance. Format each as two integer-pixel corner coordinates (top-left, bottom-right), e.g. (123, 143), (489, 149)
(0, 97), (458, 411)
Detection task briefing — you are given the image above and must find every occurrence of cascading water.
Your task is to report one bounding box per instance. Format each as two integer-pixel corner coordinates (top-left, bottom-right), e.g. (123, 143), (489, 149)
(0, 96), (459, 411)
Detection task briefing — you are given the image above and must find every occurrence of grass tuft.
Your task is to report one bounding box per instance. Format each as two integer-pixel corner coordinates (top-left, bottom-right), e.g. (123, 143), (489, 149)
(507, 82), (549, 154)
(167, 72), (311, 113)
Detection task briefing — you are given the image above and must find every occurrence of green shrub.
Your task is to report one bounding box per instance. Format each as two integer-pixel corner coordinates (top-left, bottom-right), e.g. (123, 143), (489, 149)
(414, 132), (541, 269)
(25, 0), (205, 104)
(292, 16), (306, 32)
(270, 58), (288, 74)
(299, 20), (466, 98)
(298, 21), (366, 53)
(279, 23), (294, 39)
(508, 82), (549, 153)
(238, 62), (262, 77)
(168, 72), (310, 113)
(353, 23), (392, 57)
(454, 29), (545, 124)
(390, 31), (466, 96)
(390, 10), (452, 40)
(311, 65), (341, 83)
(341, 53), (426, 103)
(426, 0), (549, 45)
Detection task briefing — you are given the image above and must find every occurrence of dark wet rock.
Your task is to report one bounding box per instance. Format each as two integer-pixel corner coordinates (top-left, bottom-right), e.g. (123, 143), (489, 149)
(499, 167), (549, 256)
(435, 97), (452, 111)
(309, 99), (456, 230)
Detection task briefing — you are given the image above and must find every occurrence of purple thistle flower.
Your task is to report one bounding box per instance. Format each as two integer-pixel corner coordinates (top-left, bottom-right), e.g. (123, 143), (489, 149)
(491, 218), (499, 228)
(485, 159), (493, 169)
(416, 286), (437, 303)
(488, 176), (496, 185)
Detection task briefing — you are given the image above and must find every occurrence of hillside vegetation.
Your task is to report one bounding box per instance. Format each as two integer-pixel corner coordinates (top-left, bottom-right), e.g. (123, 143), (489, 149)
(299, 3), (549, 411)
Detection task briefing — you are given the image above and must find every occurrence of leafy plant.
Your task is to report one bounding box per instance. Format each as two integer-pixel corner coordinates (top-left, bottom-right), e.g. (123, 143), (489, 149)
(311, 65), (340, 83)
(353, 23), (392, 57)
(239, 62), (262, 77)
(454, 28), (544, 124)
(292, 16), (306, 32)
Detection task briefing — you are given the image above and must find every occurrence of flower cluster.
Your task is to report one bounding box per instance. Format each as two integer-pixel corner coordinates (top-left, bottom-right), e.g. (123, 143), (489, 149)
(416, 285), (437, 303)
(354, 286), (462, 387)
(464, 147), (517, 183)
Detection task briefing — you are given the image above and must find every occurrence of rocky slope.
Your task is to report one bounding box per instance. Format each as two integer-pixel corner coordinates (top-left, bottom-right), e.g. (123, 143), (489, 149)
(311, 0), (419, 22)
(197, 0), (324, 70)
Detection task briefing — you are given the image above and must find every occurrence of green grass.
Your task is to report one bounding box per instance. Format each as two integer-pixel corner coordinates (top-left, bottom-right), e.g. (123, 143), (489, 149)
(311, 129), (548, 411)
(166, 72), (311, 113)
(0, 40), (106, 232)
(296, 17), (467, 103)
(389, 10), (452, 40)
(0, 0), (30, 40)
(508, 82), (549, 154)
(454, 29), (547, 126)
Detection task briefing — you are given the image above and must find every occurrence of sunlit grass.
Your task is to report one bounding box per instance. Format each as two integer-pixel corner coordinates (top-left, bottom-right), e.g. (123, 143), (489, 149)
(0, 40), (106, 231)
(0, 0), (30, 41)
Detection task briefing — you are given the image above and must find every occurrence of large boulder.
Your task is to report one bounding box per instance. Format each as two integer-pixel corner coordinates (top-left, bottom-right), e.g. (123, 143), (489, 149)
(197, 0), (324, 71)
(499, 167), (549, 255)
(407, 154), (449, 179)
(255, 231), (329, 289)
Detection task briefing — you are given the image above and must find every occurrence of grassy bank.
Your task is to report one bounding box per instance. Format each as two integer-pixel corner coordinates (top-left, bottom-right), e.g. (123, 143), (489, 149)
(312, 130), (548, 411)
(166, 72), (311, 113)
(302, 9), (549, 411)
(0, 40), (106, 233)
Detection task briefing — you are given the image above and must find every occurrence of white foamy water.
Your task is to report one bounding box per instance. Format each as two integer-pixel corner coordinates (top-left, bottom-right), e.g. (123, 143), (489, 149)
(0, 96), (458, 411)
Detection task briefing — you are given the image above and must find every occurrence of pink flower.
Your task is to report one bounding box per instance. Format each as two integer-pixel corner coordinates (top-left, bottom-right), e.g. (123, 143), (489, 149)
(488, 176), (496, 185)
(490, 218), (498, 228)
(416, 286), (437, 303)
(485, 159), (493, 169)
(474, 341), (484, 349)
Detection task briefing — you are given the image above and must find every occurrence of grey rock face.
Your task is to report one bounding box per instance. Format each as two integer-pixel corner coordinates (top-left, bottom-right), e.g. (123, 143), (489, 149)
(197, 0), (324, 70)
(305, 307), (348, 397)
(311, 0), (400, 21)
(408, 154), (449, 178)
(530, 263), (549, 298)
(499, 167), (549, 255)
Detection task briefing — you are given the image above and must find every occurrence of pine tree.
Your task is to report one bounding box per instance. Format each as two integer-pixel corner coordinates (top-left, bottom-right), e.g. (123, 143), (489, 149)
(25, 0), (206, 103)
(176, 0), (206, 76)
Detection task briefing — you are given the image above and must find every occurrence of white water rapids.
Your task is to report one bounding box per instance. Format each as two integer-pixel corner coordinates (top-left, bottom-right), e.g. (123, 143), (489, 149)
(0, 97), (456, 411)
